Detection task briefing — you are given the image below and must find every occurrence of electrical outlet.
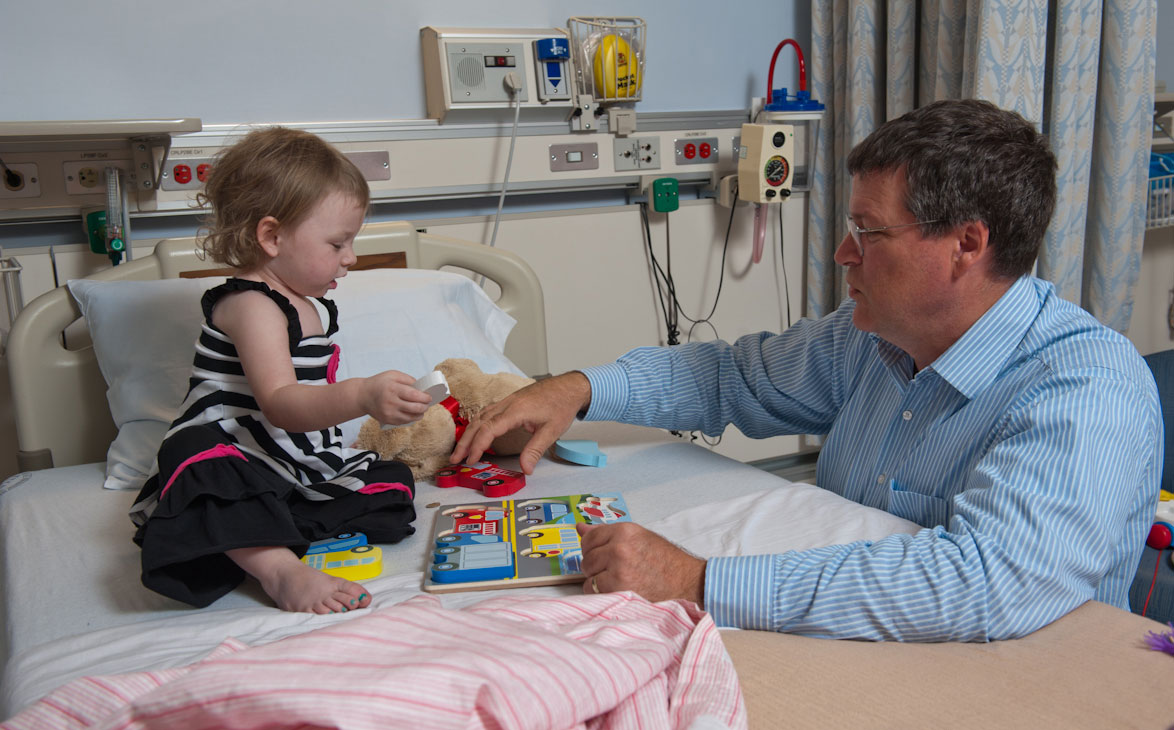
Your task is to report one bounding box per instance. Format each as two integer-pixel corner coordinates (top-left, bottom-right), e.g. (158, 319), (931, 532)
(614, 136), (661, 171)
(674, 137), (719, 166)
(63, 160), (134, 195)
(160, 157), (216, 191)
(0, 162), (41, 199)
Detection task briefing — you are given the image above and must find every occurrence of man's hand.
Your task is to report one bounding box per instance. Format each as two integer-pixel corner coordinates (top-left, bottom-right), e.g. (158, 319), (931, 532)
(450, 372), (591, 474)
(577, 522), (706, 606)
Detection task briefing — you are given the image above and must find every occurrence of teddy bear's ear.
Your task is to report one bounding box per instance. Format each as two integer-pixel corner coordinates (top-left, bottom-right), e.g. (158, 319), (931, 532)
(435, 357), (479, 376)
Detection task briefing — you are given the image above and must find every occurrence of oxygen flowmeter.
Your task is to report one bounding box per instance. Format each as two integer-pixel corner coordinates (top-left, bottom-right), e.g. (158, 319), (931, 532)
(82, 166), (132, 266)
(83, 208), (127, 266)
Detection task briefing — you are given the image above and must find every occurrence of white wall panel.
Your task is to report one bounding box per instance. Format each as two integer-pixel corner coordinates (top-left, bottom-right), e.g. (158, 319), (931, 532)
(423, 196), (809, 464)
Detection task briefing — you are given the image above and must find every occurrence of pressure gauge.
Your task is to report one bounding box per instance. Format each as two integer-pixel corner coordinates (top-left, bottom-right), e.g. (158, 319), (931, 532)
(737, 122), (795, 203)
(764, 155), (790, 187)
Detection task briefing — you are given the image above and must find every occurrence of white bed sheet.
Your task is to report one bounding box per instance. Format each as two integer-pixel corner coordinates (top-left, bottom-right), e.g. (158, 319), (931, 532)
(0, 421), (919, 717)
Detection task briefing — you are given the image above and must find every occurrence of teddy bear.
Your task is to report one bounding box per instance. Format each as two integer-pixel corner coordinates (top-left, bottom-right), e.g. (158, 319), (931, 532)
(354, 357), (535, 481)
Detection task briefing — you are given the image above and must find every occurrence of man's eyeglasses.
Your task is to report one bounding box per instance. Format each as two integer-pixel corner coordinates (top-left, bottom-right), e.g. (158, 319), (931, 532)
(843, 216), (942, 257)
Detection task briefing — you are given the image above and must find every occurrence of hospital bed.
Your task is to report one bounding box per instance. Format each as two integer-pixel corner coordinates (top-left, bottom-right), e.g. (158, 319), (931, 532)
(0, 222), (1168, 728)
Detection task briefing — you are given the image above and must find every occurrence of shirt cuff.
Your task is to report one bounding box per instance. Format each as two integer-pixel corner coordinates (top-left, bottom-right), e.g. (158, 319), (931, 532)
(580, 363), (630, 422)
(705, 555), (778, 631)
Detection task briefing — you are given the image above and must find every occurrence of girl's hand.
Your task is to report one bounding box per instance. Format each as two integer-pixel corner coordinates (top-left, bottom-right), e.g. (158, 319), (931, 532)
(361, 370), (434, 426)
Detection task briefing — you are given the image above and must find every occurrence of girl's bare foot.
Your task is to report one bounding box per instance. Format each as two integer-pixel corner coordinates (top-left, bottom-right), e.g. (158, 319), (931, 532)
(226, 546), (372, 614)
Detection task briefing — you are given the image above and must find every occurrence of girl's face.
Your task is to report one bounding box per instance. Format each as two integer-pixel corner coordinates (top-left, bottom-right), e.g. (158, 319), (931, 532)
(266, 191), (364, 297)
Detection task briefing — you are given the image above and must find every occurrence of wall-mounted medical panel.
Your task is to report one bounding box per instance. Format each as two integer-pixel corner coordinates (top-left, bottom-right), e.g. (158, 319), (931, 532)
(421, 27), (576, 123)
(0, 113), (761, 223)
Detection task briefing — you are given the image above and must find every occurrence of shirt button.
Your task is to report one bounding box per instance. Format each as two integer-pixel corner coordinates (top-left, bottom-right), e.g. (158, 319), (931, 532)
(902, 410), (913, 421)
(877, 474), (886, 485)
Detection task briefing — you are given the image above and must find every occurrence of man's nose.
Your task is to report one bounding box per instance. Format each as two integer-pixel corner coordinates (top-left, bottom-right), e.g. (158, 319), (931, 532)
(833, 232), (860, 266)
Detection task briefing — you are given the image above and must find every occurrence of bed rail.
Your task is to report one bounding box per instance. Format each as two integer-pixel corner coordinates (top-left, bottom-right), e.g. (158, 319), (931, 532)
(7, 221), (547, 471)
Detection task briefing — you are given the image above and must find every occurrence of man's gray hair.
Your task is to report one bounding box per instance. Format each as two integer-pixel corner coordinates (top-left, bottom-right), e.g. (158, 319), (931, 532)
(847, 99), (1057, 279)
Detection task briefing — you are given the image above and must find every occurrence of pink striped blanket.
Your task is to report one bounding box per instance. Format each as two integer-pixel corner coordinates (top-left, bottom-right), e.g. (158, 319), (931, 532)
(2, 592), (746, 730)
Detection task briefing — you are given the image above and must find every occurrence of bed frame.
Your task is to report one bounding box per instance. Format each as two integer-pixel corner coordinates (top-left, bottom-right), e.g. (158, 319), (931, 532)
(4, 223), (1172, 728)
(6, 221), (548, 472)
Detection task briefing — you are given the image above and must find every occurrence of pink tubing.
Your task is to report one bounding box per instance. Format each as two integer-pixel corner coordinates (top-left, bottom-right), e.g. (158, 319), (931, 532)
(752, 204), (767, 264)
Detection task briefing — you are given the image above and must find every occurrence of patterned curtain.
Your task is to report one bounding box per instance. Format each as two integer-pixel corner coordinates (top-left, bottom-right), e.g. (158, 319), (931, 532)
(806, 0), (1156, 332)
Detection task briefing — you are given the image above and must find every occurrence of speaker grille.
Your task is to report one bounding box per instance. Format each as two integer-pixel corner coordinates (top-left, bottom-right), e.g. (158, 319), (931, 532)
(454, 55), (485, 90)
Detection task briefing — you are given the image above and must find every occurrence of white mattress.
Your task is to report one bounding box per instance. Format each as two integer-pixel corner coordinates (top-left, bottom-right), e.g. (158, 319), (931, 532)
(0, 421), (919, 717)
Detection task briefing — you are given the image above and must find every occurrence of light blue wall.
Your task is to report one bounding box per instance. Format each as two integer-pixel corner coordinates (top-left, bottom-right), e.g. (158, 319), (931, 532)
(2, 0), (807, 123)
(1159, 1), (1174, 90)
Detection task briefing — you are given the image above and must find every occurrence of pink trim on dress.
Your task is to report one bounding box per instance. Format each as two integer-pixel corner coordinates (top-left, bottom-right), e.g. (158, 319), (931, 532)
(161, 443), (248, 497)
(327, 344), (341, 384)
(358, 482), (413, 495)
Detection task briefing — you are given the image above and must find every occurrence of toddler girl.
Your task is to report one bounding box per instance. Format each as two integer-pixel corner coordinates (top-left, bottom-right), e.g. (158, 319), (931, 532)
(131, 127), (430, 614)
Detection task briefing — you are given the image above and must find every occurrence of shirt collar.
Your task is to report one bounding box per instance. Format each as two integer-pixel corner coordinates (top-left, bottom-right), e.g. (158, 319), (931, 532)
(927, 276), (1040, 399)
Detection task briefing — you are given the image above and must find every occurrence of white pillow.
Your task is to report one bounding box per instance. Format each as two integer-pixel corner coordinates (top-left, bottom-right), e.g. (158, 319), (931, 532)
(68, 269), (519, 491)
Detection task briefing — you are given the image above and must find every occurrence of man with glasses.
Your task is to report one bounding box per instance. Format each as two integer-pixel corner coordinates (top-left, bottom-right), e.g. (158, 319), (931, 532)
(453, 99), (1162, 641)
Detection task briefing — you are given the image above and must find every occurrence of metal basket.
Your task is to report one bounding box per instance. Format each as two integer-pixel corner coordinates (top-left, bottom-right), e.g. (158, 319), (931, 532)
(567, 17), (646, 104)
(1, 255), (22, 328)
(1149, 174), (1174, 229)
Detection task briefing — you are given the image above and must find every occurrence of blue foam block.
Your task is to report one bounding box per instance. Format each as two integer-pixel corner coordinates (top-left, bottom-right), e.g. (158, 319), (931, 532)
(554, 439), (607, 467)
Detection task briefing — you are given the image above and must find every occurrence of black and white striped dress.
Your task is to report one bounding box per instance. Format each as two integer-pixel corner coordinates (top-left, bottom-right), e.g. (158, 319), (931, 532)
(131, 278), (416, 608)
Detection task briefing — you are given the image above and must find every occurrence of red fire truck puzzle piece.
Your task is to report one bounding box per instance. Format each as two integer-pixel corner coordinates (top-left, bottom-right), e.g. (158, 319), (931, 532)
(434, 461), (526, 497)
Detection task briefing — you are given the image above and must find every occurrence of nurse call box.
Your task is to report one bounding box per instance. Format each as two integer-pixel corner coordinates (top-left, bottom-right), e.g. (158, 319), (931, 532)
(421, 27), (576, 123)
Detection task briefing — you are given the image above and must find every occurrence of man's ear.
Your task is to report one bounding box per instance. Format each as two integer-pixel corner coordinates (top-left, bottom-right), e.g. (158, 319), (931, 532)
(256, 216), (281, 258)
(953, 219), (991, 276)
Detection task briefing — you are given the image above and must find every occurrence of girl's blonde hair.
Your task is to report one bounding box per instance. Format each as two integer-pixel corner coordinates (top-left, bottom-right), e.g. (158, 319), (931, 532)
(196, 127), (370, 269)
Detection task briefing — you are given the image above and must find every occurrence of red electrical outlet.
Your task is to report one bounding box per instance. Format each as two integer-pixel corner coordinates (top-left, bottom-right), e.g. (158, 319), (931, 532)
(674, 137), (719, 166)
(161, 156), (215, 191)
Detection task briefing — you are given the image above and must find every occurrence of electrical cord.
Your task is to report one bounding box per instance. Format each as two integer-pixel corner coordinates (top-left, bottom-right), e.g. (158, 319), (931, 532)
(641, 196), (739, 448)
(778, 203), (792, 327)
(640, 191), (738, 346)
(476, 74), (523, 289)
(640, 202), (676, 344)
(641, 196), (787, 444)
(0, 156), (21, 190)
(691, 198), (740, 448)
(487, 75), (523, 252)
(1142, 553), (1161, 617)
(664, 213), (679, 344)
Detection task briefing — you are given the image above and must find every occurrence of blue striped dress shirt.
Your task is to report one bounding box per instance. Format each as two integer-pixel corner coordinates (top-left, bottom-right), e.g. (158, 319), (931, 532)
(581, 276), (1162, 641)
